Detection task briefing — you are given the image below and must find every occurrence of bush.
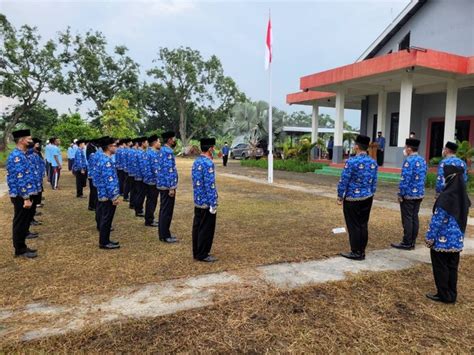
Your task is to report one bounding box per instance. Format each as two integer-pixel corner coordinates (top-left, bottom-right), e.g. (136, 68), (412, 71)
(425, 172), (437, 189)
(429, 156), (442, 167)
(241, 158), (325, 173)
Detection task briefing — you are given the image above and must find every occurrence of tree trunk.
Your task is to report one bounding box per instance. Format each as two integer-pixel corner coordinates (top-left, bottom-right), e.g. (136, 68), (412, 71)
(178, 101), (188, 154)
(0, 110), (23, 151)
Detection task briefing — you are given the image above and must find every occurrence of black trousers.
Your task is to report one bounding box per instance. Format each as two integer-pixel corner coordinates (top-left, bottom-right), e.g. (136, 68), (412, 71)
(134, 180), (146, 214)
(46, 162), (51, 181)
(343, 197), (373, 255)
(117, 169), (125, 195)
(50, 167), (60, 189)
(192, 207), (217, 260)
(123, 172), (131, 200)
(128, 178), (136, 208)
(430, 249), (460, 303)
(400, 198), (422, 246)
(327, 148), (333, 160)
(75, 170), (88, 197)
(11, 197), (32, 254)
(145, 184), (159, 225)
(222, 155), (228, 167)
(88, 178), (98, 210)
(96, 200), (116, 246)
(30, 193), (41, 224)
(376, 149), (384, 166)
(68, 158), (74, 171)
(158, 190), (175, 239)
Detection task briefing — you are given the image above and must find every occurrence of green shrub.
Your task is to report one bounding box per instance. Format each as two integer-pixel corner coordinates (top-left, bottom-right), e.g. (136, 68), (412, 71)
(429, 156), (442, 167)
(425, 172), (437, 189)
(241, 159), (325, 173)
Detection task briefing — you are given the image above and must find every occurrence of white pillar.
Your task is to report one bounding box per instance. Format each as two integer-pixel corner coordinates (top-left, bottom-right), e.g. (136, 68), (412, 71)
(333, 88), (345, 163)
(443, 79), (458, 144)
(376, 90), (387, 135)
(398, 73), (413, 147)
(311, 104), (319, 144)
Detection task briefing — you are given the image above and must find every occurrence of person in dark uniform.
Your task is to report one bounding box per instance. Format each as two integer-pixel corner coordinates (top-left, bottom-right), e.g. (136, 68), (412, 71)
(221, 142), (230, 167)
(327, 136), (334, 160)
(157, 131), (179, 243)
(375, 131), (385, 166)
(127, 139), (139, 209)
(122, 138), (133, 202)
(115, 139), (126, 196)
(391, 138), (427, 250)
(192, 138), (219, 262)
(72, 139), (88, 198)
(425, 165), (470, 304)
(337, 135), (378, 260)
(7, 129), (39, 258)
(133, 137), (149, 218)
(28, 138), (45, 227)
(86, 139), (99, 211)
(144, 135), (161, 227)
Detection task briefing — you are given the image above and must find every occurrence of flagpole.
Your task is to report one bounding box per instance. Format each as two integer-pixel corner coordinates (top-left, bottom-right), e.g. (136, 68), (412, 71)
(267, 10), (273, 184)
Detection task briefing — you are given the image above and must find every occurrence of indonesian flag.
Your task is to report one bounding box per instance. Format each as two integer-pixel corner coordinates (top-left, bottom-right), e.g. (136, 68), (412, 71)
(265, 15), (272, 70)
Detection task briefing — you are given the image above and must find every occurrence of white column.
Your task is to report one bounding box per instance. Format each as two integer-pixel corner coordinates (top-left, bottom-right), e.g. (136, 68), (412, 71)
(398, 73), (413, 147)
(334, 88), (345, 147)
(443, 79), (458, 144)
(376, 90), (387, 135)
(311, 104), (319, 144)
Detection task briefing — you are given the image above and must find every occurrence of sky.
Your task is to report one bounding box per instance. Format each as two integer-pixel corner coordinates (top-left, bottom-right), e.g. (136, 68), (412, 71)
(1, 0), (410, 129)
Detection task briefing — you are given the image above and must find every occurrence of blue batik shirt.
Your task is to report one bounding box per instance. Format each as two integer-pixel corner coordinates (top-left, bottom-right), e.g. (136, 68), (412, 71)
(426, 207), (464, 252)
(192, 155), (218, 209)
(144, 148), (159, 185)
(73, 148), (88, 172)
(399, 153), (427, 199)
(127, 148), (138, 177)
(7, 148), (38, 199)
(157, 145), (178, 190)
(88, 149), (103, 183)
(134, 148), (146, 181)
(115, 147), (124, 170)
(436, 156), (468, 193)
(337, 153), (378, 201)
(95, 153), (120, 201)
(27, 149), (44, 191)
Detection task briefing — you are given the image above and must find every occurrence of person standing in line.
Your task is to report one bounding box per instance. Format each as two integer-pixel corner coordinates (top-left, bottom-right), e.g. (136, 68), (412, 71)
(50, 138), (62, 190)
(425, 165), (470, 304)
(86, 139), (99, 211)
(375, 131), (385, 166)
(133, 137), (149, 218)
(436, 141), (468, 197)
(391, 138), (427, 250)
(73, 139), (88, 198)
(7, 129), (39, 258)
(122, 139), (133, 202)
(157, 131), (179, 243)
(115, 139), (126, 196)
(337, 135), (378, 260)
(127, 139), (139, 210)
(67, 140), (77, 171)
(95, 137), (121, 250)
(327, 136), (334, 160)
(44, 138), (54, 183)
(28, 138), (45, 227)
(221, 142), (230, 167)
(192, 138), (219, 262)
(144, 135), (161, 227)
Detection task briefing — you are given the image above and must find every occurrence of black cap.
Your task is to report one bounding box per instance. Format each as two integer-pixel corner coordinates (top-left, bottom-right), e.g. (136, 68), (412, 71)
(147, 135), (159, 144)
(355, 135), (370, 146)
(99, 137), (115, 148)
(12, 129), (31, 139)
(445, 141), (458, 152)
(200, 138), (216, 148)
(32, 138), (42, 144)
(405, 138), (420, 148)
(162, 131), (175, 140)
(139, 136), (148, 143)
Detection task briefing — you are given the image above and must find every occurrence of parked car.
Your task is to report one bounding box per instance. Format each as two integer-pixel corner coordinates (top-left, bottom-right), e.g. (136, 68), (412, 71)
(230, 143), (264, 160)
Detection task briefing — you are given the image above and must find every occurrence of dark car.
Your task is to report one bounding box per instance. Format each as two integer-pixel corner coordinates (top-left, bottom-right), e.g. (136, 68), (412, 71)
(230, 143), (264, 160)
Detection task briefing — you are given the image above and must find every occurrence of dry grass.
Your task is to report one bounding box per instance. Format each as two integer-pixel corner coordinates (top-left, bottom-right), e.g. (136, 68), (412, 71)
(0, 159), (426, 310)
(3, 256), (473, 353)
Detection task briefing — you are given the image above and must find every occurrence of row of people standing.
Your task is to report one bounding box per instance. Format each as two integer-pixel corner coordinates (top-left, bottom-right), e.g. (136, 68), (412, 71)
(337, 135), (470, 304)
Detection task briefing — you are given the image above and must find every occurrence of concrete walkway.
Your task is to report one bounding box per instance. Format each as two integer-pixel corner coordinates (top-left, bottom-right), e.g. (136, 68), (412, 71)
(1, 240), (473, 342)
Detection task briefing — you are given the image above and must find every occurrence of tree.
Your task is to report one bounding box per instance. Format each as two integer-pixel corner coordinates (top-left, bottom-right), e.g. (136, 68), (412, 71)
(50, 113), (99, 148)
(101, 96), (139, 138)
(0, 14), (64, 150)
(20, 101), (59, 140)
(147, 47), (244, 151)
(59, 29), (141, 123)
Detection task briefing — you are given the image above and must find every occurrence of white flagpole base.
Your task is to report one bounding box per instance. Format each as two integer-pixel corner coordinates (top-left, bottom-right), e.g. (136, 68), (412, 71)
(267, 153), (274, 184)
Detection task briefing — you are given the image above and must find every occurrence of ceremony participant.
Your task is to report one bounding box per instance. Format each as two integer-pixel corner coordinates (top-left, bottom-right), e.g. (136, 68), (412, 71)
(144, 135), (161, 227)
(73, 139), (88, 198)
(327, 136), (334, 160)
(7, 129), (39, 258)
(127, 138), (139, 209)
(122, 139), (133, 202)
(192, 138), (219, 262)
(375, 131), (385, 166)
(45, 138), (54, 182)
(50, 137), (62, 190)
(436, 141), (468, 196)
(337, 135), (378, 260)
(157, 131), (179, 243)
(221, 142), (230, 167)
(425, 165), (470, 304)
(95, 137), (120, 250)
(391, 138), (427, 250)
(115, 139), (126, 196)
(67, 140), (78, 171)
(29, 138), (45, 226)
(86, 139), (99, 211)
(133, 137), (148, 218)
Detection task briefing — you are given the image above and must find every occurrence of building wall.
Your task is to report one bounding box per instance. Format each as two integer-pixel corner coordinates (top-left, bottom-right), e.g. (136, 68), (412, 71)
(374, 0), (474, 57)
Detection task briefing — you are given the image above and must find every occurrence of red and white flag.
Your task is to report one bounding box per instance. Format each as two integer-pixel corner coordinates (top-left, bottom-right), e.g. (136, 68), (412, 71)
(265, 15), (272, 70)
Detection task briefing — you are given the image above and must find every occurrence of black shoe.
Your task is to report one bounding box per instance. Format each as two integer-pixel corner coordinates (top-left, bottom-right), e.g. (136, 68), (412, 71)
(198, 255), (218, 262)
(15, 250), (38, 258)
(145, 221), (159, 227)
(88, 207), (95, 211)
(35, 211), (43, 216)
(135, 212), (145, 217)
(391, 242), (415, 250)
(99, 243), (120, 250)
(26, 232), (39, 239)
(340, 252), (365, 260)
(160, 237), (177, 244)
(30, 220), (42, 226)
(426, 293), (443, 302)
(109, 240), (120, 245)
(77, 195), (85, 198)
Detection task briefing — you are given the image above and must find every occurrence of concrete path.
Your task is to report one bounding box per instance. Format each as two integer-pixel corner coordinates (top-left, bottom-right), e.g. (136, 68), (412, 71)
(1, 239), (473, 342)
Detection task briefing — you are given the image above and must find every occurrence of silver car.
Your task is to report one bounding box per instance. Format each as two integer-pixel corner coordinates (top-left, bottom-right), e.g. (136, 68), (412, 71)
(230, 143), (264, 160)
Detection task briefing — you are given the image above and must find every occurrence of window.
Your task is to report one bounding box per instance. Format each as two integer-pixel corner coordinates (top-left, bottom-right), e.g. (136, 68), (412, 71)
(399, 32), (410, 51)
(389, 113), (399, 147)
